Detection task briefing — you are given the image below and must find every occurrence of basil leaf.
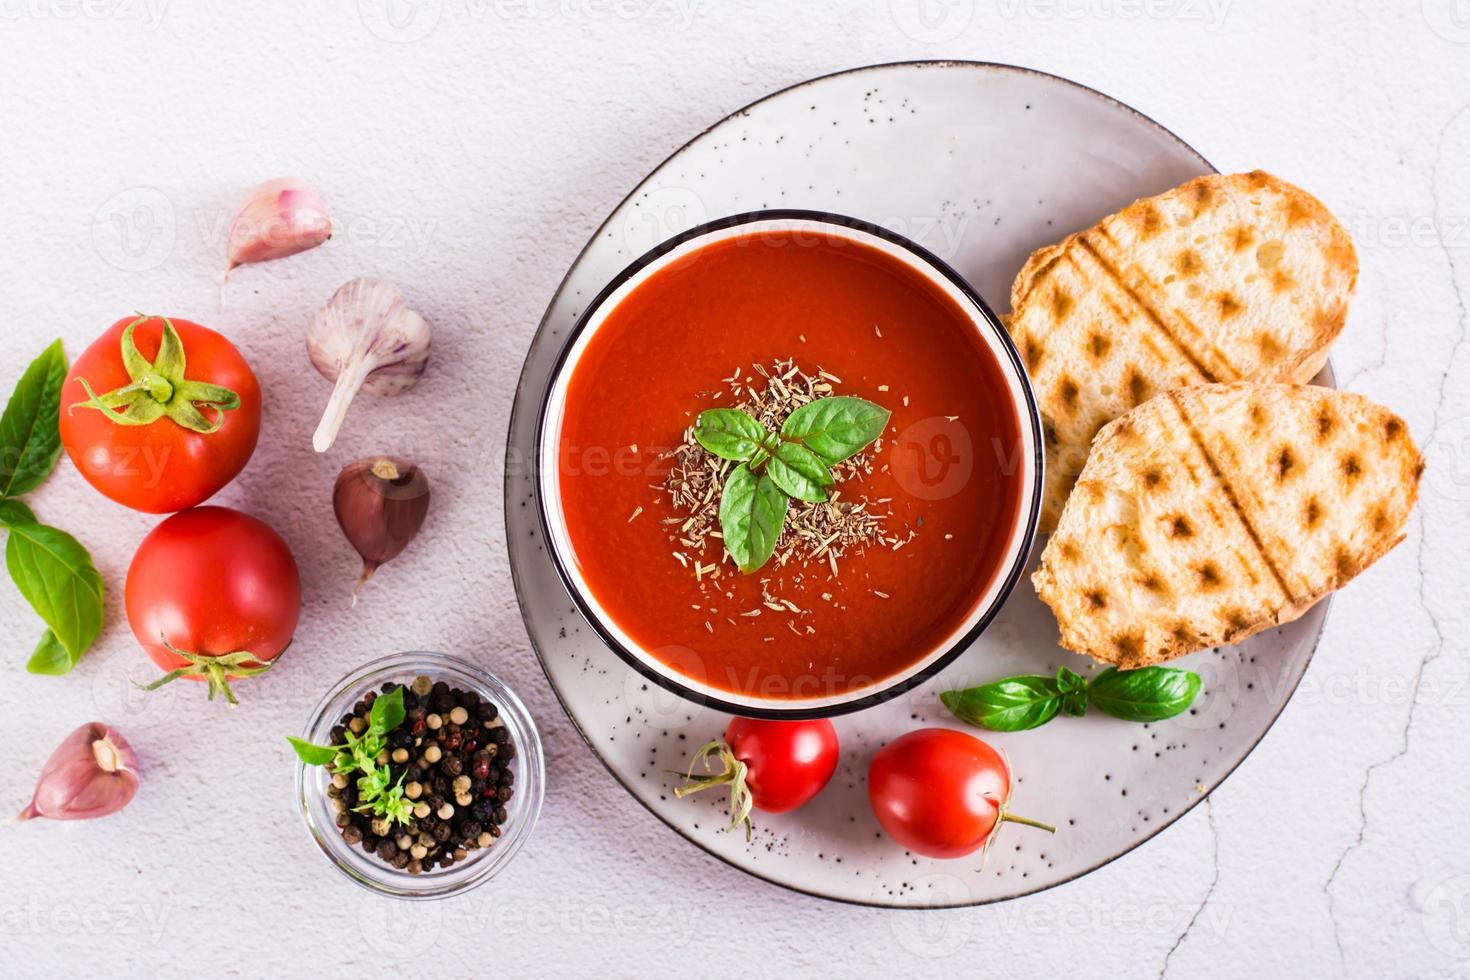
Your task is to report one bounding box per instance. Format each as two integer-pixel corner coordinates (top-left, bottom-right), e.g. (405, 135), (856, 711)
(5, 521), (104, 675)
(1057, 665), (1087, 695)
(369, 685), (406, 737)
(1087, 666), (1202, 722)
(941, 676), (1063, 732)
(780, 396), (891, 464)
(26, 630), (72, 675)
(694, 409), (766, 462)
(1061, 689), (1088, 717)
(287, 736), (339, 766)
(0, 498), (37, 528)
(718, 462), (788, 573)
(765, 441), (833, 502)
(0, 339), (66, 499)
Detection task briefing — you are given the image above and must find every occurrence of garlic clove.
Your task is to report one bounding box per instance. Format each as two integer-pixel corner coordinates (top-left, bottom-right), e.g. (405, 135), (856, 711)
(16, 722), (140, 822)
(307, 278), (431, 453)
(224, 178), (332, 280)
(333, 455), (430, 601)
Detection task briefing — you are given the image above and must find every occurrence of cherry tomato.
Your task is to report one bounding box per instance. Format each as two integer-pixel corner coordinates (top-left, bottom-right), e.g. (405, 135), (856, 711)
(126, 506), (301, 705)
(676, 717), (839, 837)
(868, 728), (1053, 859)
(60, 315), (261, 513)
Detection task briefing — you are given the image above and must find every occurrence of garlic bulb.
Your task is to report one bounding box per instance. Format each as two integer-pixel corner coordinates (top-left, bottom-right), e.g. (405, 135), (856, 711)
(307, 278), (431, 453)
(224, 178), (332, 281)
(16, 722), (139, 822)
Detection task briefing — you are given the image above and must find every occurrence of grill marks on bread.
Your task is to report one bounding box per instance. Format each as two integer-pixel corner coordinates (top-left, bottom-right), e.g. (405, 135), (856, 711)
(1009, 171), (1358, 532)
(1032, 384), (1421, 668)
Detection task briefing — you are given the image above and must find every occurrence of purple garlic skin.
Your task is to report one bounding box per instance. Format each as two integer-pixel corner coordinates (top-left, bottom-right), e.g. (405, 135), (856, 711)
(18, 722), (140, 822)
(334, 456), (431, 601)
(225, 177), (332, 276)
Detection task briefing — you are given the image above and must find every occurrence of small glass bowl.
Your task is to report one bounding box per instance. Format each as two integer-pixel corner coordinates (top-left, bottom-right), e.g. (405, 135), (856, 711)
(295, 652), (544, 900)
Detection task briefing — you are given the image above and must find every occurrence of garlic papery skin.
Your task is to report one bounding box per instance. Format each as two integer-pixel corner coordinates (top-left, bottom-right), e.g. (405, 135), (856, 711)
(224, 177), (332, 280)
(16, 722), (140, 822)
(308, 278), (431, 453)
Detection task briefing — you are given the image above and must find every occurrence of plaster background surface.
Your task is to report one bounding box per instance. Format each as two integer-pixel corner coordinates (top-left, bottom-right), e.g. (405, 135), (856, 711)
(0, 2), (1466, 977)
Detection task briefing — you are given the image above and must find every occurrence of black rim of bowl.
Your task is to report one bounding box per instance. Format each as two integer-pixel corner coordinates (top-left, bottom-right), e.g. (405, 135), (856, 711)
(533, 208), (1045, 720)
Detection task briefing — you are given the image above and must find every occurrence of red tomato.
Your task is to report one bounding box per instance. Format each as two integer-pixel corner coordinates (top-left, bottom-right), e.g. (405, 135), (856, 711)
(676, 717), (839, 837)
(126, 507), (301, 705)
(60, 315), (261, 513)
(868, 728), (1053, 859)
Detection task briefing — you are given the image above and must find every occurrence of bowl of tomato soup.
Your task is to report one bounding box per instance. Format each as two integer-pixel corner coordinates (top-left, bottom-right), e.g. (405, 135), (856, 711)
(537, 212), (1042, 717)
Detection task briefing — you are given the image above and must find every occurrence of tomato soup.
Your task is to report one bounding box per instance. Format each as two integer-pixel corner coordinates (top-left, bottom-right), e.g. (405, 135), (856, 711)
(553, 229), (1025, 702)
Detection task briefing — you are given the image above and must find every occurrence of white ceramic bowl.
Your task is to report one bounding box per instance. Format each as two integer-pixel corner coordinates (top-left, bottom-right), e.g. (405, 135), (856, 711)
(536, 211), (1042, 718)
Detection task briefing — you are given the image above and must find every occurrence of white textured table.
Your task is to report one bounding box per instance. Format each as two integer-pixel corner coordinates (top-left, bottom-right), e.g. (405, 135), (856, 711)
(1, 3), (1466, 978)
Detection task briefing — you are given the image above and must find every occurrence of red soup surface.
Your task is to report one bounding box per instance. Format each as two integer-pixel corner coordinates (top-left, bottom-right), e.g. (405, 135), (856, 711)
(556, 230), (1024, 701)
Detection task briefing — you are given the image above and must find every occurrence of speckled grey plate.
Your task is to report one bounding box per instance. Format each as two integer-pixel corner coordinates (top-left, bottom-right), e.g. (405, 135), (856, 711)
(505, 61), (1331, 907)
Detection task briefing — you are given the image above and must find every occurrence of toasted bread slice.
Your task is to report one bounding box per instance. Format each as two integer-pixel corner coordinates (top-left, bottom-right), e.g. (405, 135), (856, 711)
(1032, 384), (1421, 668)
(1009, 171), (1358, 532)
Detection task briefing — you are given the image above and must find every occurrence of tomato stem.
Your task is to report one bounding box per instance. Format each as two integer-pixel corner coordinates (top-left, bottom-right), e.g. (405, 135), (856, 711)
(669, 738), (755, 841)
(69, 316), (241, 435)
(130, 634), (275, 707)
(998, 811), (1057, 834)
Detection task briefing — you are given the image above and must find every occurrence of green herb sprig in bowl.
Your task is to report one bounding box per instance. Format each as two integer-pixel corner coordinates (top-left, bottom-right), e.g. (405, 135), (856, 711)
(941, 665), (1202, 732)
(290, 686), (414, 826)
(694, 395), (890, 574)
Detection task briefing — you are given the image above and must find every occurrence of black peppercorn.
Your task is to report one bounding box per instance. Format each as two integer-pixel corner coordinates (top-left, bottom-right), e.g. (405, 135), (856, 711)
(475, 702), (498, 722)
(499, 743), (516, 762)
(472, 755), (491, 780)
(342, 825), (363, 844)
(499, 785), (515, 803)
(490, 727), (510, 745)
(492, 805), (507, 824)
(500, 769), (515, 786)
(433, 823), (451, 843)
(379, 840), (398, 861)
(459, 820), (481, 839)
(442, 755), (464, 776)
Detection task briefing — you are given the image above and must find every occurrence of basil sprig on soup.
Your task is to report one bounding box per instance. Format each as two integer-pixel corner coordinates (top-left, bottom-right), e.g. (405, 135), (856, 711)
(694, 396), (890, 573)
